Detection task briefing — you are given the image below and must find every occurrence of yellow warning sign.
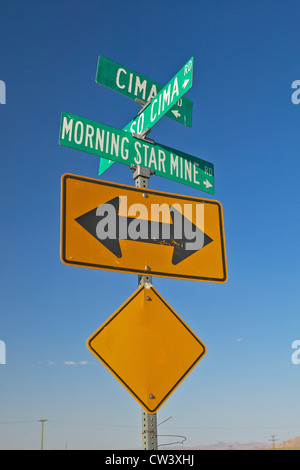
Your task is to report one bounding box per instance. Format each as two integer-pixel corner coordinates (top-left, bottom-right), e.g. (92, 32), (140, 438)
(87, 284), (206, 414)
(61, 174), (227, 282)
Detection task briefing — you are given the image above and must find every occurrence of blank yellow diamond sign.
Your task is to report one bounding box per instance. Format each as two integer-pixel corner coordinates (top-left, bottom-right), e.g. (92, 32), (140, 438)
(87, 284), (206, 414)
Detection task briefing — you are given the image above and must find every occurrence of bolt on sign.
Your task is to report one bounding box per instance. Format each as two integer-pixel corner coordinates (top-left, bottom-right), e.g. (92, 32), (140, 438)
(87, 283), (206, 414)
(61, 174), (227, 283)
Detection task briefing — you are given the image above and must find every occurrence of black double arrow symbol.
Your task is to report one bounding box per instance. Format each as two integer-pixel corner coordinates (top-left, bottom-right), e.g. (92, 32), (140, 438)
(75, 197), (213, 265)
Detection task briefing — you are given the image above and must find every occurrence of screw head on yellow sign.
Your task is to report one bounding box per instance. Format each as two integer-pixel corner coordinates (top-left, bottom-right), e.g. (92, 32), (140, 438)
(87, 283), (206, 414)
(61, 174), (227, 282)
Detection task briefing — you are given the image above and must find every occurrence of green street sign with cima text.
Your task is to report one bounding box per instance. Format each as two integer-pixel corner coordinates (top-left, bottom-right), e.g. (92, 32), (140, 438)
(96, 55), (193, 128)
(96, 56), (194, 176)
(125, 57), (193, 137)
(59, 112), (214, 194)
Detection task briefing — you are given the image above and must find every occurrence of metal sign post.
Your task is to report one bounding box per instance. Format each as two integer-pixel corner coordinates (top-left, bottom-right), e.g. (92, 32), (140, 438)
(141, 410), (158, 451)
(132, 152), (158, 451)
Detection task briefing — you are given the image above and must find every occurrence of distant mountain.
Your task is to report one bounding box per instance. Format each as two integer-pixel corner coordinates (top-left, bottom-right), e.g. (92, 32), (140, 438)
(275, 435), (300, 450)
(160, 441), (269, 450)
(160, 435), (300, 450)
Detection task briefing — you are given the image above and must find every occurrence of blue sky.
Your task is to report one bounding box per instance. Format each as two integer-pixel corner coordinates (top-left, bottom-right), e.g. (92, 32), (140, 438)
(1, 0), (300, 450)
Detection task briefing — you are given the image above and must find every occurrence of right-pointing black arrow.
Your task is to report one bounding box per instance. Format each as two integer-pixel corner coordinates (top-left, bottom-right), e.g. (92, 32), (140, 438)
(75, 197), (213, 265)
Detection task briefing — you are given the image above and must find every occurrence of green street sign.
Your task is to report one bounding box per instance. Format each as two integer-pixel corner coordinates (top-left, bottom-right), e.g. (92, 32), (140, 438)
(59, 112), (214, 194)
(96, 56), (194, 176)
(96, 55), (193, 128)
(125, 57), (193, 137)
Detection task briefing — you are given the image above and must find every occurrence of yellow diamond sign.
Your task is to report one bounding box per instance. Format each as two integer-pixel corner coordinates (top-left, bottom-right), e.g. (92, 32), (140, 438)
(87, 284), (206, 414)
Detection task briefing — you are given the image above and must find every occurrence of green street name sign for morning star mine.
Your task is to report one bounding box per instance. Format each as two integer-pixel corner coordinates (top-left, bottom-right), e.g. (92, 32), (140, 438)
(59, 112), (214, 194)
(96, 55), (193, 128)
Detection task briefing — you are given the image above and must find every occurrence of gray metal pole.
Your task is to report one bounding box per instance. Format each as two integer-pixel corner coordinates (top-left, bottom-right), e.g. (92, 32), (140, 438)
(132, 164), (158, 451)
(141, 409), (158, 450)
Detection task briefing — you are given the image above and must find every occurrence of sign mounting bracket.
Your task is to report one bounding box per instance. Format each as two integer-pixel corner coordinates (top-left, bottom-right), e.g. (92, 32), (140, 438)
(136, 99), (152, 116)
(132, 128), (154, 144)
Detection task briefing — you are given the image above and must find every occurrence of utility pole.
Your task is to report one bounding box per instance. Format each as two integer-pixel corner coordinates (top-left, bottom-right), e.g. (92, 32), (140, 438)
(39, 419), (47, 450)
(269, 434), (278, 450)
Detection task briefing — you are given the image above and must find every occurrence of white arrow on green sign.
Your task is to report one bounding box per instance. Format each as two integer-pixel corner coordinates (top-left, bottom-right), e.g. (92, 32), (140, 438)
(59, 112), (214, 194)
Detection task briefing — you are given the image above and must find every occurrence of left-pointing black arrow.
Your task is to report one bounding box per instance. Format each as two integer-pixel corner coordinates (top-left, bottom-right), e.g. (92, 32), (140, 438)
(75, 197), (213, 265)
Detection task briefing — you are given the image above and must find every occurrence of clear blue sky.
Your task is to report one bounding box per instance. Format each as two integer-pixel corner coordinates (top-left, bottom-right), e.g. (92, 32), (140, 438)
(1, 0), (300, 450)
